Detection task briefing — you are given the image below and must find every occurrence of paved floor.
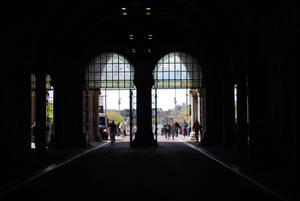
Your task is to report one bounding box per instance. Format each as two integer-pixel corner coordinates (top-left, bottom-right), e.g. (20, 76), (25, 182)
(1, 136), (285, 201)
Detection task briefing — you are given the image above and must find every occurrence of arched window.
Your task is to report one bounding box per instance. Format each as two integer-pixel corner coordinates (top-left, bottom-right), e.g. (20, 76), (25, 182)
(85, 53), (134, 89)
(153, 52), (202, 88)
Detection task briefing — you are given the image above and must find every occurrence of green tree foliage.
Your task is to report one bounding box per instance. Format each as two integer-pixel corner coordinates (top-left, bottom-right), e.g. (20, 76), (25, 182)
(46, 102), (53, 123)
(177, 106), (191, 122)
(106, 110), (125, 123)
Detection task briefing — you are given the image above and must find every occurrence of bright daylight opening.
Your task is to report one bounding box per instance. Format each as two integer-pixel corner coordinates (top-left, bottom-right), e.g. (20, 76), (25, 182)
(84, 53), (136, 144)
(152, 52), (205, 143)
(30, 74), (54, 149)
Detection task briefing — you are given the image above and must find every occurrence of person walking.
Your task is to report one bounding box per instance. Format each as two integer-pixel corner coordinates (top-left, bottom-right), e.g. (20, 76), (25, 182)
(192, 119), (200, 142)
(164, 121), (171, 140)
(188, 120), (192, 136)
(170, 121), (177, 140)
(182, 120), (188, 137)
(175, 120), (180, 137)
(119, 121), (127, 138)
(107, 120), (117, 144)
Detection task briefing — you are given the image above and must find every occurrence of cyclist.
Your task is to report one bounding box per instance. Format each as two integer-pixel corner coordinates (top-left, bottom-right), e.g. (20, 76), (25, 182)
(107, 120), (117, 144)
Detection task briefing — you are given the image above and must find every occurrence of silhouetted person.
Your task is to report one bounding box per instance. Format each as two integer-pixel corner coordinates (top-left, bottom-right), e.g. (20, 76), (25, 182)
(182, 120), (188, 137)
(31, 122), (36, 147)
(171, 121), (177, 140)
(164, 121), (170, 139)
(192, 120), (200, 142)
(188, 120), (192, 136)
(119, 121), (127, 137)
(175, 120), (180, 137)
(107, 120), (117, 143)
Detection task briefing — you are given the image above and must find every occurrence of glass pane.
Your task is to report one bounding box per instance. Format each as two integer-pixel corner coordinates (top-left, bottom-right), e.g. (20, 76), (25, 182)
(107, 73), (112, 80)
(181, 71), (187, 79)
(163, 64), (168, 71)
(125, 64), (131, 71)
(113, 72), (118, 80)
(119, 82), (125, 88)
(119, 72), (124, 80)
(95, 63), (100, 71)
(158, 72), (162, 79)
(169, 63), (175, 71)
(163, 72), (168, 79)
(175, 72), (180, 79)
(175, 63), (181, 71)
(101, 73), (106, 80)
(100, 56), (107, 63)
(113, 55), (118, 63)
(88, 64), (94, 72)
(88, 73), (94, 80)
(125, 72), (130, 80)
(95, 73), (100, 80)
(175, 55), (180, 63)
(119, 63), (125, 71)
(100, 64), (106, 72)
(169, 71), (175, 79)
(107, 64), (112, 71)
(113, 64), (118, 71)
(169, 80), (175, 88)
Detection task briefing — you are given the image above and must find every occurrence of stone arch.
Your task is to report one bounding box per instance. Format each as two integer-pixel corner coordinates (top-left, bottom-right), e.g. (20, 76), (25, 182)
(153, 51), (203, 89)
(85, 52), (135, 89)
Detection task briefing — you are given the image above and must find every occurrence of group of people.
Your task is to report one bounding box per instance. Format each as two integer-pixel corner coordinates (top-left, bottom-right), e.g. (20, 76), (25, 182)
(162, 119), (203, 142)
(107, 120), (127, 143)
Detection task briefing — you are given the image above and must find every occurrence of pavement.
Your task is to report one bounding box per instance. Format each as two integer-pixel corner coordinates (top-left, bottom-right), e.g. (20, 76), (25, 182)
(0, 135), (295, 201)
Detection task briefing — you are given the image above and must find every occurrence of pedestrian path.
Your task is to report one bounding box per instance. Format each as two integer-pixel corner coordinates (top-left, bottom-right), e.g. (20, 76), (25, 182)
(1, 137), (284, 201)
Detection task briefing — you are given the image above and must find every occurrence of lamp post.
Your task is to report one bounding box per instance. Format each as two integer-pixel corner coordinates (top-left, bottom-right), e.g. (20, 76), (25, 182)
(174, 89), (177, 121)
(118, 89), (121, 123)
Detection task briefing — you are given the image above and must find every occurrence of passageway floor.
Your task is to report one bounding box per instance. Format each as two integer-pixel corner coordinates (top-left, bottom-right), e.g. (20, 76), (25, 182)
(1, 137), (285, 201)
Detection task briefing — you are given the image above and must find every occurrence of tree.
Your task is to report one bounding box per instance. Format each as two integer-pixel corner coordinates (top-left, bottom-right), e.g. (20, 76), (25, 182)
(106, 110), (125, 123)
(46, 102), (53, 123)
(177, 106), (191, 122)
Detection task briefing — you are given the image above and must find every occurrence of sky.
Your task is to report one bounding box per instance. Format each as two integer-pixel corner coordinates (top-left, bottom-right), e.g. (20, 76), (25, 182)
(102, 89), (190, 110)
(48, 89), (190, 110)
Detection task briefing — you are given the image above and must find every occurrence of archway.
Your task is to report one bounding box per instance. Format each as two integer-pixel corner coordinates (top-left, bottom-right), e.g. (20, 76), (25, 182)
(152, 52), (206, 143)
(30, 74), (54, 150)
(83, 53), (136, 144)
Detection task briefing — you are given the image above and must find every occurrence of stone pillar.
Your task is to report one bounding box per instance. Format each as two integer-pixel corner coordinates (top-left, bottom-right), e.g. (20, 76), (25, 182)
(190, 89), (198, 123)
(248, 58), (284, 167)
(197, 92), (201, 125)
(221, 78), (235, 147)
(236, 75), (249, 154)
(198, 88), (206, 142)
(87, 89), (101, 142)
(35, 73), (47, 153)
(31, 91), (36, 124)
(53, 78), (65, 149)
(132, 71), (157, 147)
(92, 89), (100, 141)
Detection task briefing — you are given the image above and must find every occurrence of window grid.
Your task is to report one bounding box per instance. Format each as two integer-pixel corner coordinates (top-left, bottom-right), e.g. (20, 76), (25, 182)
(86, 53), (134, 89)
(154, 52), (201, 89)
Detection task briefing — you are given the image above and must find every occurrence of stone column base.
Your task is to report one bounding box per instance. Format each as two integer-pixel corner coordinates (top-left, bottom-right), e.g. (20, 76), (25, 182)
(131, 133), (158, 148)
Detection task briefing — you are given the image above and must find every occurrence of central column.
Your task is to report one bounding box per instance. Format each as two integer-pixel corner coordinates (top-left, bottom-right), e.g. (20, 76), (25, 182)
(35, 73), (47, 154)
(132, 67), (157, 147)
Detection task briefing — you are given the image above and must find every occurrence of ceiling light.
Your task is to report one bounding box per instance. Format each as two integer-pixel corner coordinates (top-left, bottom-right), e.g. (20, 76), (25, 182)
(145, 8), (151, 10)
(148, 37), (152, 40)
(146, 12), (151, 15)
(122, 12), (128, 15)
(129, 34), (134, 37)
(148, 34), (152, 37)
(121, 8), (127, 10)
